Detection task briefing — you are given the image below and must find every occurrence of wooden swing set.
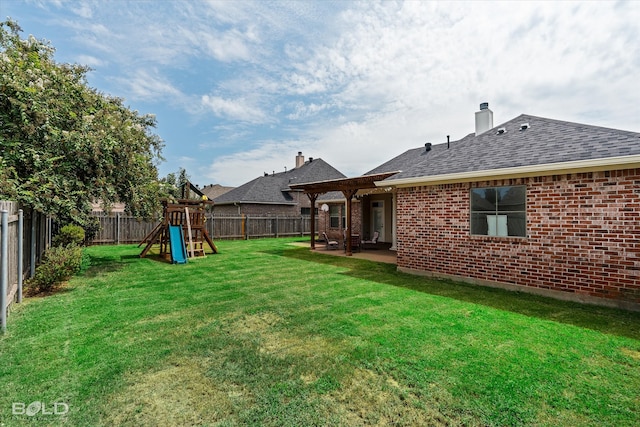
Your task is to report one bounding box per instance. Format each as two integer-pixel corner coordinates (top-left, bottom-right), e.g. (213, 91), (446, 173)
(139, 182), (218, 259)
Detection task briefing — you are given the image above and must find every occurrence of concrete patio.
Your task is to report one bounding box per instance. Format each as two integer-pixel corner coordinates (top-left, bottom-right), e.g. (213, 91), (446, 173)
(292, 241), (397, 264)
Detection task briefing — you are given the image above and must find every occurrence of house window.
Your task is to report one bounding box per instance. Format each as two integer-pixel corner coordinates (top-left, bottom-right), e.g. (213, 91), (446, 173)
(470, 186), (526, 237)
(329, 205), (342, 228)
(300, 207), (318, 216)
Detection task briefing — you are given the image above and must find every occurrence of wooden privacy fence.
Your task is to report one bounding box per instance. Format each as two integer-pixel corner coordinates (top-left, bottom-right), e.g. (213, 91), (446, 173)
(90, 213), (160, 245)
(211, 214), (316, 240)
(0, 201), (50, 332)
(89, 213), (318, 244)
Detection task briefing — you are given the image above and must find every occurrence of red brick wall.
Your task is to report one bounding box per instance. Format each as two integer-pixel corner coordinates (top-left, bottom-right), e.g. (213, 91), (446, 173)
(396, 169), (640, 306)
(317, 201), (362, 241)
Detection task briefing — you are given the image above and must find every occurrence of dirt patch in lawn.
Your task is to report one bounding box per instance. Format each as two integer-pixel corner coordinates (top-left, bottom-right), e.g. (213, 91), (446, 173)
(229, 312), (344, 359)
(226, 312), (461, 425)
(101, 357), (250, 426)
(327, 367), (454, 426)
(621, 347), (640, 360)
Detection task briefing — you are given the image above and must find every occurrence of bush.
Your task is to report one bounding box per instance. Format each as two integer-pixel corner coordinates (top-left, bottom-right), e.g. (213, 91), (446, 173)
(82, 217), (101, 243)
(28, 245), (83, 293)
(53, 224), (85, 247)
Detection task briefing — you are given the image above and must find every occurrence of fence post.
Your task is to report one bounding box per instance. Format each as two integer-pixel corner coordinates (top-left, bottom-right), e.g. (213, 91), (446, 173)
(17, 209), (23, 304)
(30, 209), (36, 278)
(1, 210), (8, 333)
(116, 212), (121, 245)
(46, 216), (52, 248)
(274, 215), (278, 238)
(242, 214), (247, 240)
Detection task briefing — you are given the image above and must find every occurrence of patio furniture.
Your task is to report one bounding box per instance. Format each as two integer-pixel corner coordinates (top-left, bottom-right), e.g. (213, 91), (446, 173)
(322, 232), (339, 250)
(362, 231), (380, 249)
(343, 231), (361, 252)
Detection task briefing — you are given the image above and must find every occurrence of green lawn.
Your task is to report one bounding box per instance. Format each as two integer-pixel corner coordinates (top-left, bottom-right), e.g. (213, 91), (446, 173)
(1, 238), (639, 426)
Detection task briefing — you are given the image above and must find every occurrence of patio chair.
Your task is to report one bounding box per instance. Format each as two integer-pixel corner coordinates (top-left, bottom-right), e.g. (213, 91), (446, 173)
(322, 232), (339, 250)
(362, 231), (379, 249)
(343, 230), (361, 252)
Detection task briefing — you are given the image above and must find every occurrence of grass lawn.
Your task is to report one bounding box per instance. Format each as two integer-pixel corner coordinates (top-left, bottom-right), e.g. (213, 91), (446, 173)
(1, 238), (639, 426)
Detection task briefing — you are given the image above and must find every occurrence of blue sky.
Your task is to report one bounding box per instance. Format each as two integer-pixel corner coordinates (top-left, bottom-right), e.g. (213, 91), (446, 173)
(3, 0), (639, 187)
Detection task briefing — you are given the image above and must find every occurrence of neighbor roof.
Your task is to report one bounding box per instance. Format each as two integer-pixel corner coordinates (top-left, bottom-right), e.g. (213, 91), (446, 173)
(214, 158), (346, 205)
(369, 114), (640, 186)
(201, 184), (234, 200)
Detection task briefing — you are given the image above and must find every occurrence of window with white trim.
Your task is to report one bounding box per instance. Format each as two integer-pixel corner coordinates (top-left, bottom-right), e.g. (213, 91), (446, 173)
(329, 205), (342, 228)
(470, 186), (526, 237)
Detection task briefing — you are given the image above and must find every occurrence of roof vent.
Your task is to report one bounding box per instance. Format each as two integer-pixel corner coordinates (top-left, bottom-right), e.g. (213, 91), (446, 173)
(520, 123), (530, 131)
(479, 102), (489, 110)
(425, 142), (432, 152)
(496, 127), (506, 135)
(309, 157), (313, 162)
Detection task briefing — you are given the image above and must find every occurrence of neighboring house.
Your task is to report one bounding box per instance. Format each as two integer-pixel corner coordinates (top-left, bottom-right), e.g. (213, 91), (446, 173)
(200, 184), (234, 200)
(91, 202), (125, 214)
(366, 103), (640, 310)
(213, 152), (346, 216)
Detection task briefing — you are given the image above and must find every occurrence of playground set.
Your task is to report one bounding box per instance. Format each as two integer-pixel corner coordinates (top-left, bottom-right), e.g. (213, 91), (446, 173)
(139, 182), (218, 263)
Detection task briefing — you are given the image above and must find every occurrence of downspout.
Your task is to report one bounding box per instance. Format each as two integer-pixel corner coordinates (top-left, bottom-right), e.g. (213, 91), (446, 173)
(390, 192), (397, 251)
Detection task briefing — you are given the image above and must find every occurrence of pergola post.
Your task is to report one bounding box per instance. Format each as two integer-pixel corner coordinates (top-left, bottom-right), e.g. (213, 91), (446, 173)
(342, 189), (358, 256)
(305, 192), (320, 250)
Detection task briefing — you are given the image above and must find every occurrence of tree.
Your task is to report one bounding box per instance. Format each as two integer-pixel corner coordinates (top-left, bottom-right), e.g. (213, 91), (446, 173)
(0, 20), (164, 225)
(159, 167), (191, 200)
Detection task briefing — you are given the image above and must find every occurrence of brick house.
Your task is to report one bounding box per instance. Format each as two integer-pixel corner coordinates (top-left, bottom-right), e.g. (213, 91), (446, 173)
(213, 152), (346, 216)
(368, 103), (640, 310)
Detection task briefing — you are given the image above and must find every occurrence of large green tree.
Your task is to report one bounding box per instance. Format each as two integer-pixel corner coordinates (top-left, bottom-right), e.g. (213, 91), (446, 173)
(0, 20), (164, 225)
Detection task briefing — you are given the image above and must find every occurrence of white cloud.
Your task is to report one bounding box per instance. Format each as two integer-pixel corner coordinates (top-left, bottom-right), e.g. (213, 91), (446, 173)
(120, 69), (183, 101)
(204, 141), (303, 185)
(74, 54), (105, 68)
(71, 3), (92, 19)
(199, 29), (254, 62)
(286, 102), (332, 120)
(201, 95), (267, 123)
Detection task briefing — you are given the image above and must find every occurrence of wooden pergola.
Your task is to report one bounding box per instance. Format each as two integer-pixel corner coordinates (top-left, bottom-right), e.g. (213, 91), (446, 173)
(289, 172), (399, 256)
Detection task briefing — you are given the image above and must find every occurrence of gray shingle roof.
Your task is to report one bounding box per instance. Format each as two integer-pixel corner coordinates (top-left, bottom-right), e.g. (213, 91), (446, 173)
(214, 158), (346, 205)
(367, 114), (640, 181)
(201, 184), (234, 199)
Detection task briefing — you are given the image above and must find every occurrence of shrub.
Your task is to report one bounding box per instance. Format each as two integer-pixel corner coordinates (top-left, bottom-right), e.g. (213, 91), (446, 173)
(53, 224), (85, 247)
(82, 217), (101, 243)
(28, 245), (83, 293)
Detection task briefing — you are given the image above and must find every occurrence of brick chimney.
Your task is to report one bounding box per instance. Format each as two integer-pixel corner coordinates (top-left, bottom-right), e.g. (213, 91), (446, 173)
(475, 102), (493, 136)
(295, 151), (305, 168)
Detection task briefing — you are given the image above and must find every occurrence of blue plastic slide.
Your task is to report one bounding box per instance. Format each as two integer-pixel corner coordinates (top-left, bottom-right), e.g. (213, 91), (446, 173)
(168, 225), (188, 264)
